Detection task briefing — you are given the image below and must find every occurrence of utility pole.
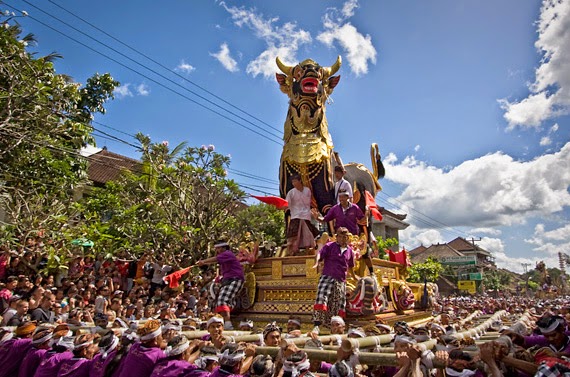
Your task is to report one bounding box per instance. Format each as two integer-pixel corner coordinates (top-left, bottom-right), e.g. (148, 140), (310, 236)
(522, 263), (531, 296)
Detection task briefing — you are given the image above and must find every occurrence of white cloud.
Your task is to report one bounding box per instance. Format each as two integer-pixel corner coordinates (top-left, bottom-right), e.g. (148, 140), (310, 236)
(414, 145), (421, 152)
(114, 84), (133, 99)
(550, 123), (559, 133)
(399, 224), (444, 251)
(500, 0), (570, 129)
(317, 1), (376, 76)
(136, 83), (150, 96)
(341, 0), (359, 18)
(210, 43), (239, 72)
(468, 228), (502, 236)
(384, 142), (570, 229)
(220, 2), (311, 78)
(113, 83), (150, 99)
(540, 136), (552, 146)
(542, 223), (570, 241)
(176, 60), (196, 74)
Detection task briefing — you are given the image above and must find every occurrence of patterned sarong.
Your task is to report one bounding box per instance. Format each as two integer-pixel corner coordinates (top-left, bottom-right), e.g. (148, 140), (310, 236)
(313, 274), (346, 326)
(215, 278), (244, 313)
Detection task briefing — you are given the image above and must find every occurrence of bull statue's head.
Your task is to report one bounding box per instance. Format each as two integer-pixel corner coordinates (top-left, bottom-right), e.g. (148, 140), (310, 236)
(275, 56), (341, 105)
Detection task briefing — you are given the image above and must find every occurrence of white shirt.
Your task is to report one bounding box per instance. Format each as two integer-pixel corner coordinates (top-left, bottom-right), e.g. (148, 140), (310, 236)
(334, 178), (353, 202)
(286, 186), (312, 220)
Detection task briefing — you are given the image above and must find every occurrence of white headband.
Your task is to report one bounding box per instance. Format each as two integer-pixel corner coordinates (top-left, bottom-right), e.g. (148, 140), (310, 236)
(539, 317), (564, 334)
(54, 336), (75, 350)
(214, 242), (229, 248)
(283, 359), (311, 377)
(394, 335), (417, 345)
(74, 339), (94, 350)
(32, 332), (53, 345)
(287, 319), (301, 327)
(140, 327), (162, 341)
(330, 316), (345, 326)
(101, 335), (120, 359)
(207, 316), (224, 328)
(217, 349), (245, 366)
(165, 339), (190, 357)
(114, 318), (128, 329)
(347, 328), (366, 338)
(0, 332), (13, 345)
(239, 320), (254, 328)
(162, 322), (182, 332)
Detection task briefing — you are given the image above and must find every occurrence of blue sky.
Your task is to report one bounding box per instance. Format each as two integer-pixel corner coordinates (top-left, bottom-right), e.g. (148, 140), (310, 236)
(4, 0), (570, 273)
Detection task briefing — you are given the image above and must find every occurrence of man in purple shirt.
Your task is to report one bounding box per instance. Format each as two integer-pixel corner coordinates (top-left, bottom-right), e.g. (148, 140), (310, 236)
(119, 319), (166, 377)
(18, 328), (53, 377)
(0, 321), (36, 377)
(316, 190), (365, 236)
(196, 240), (245, 330)
(312, 227), (357, 329)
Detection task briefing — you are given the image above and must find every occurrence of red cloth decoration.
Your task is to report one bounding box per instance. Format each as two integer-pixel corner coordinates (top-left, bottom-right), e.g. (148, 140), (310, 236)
(251, 195), (288, 209)
(364, 191), (383, 221)
(163, 266), (192, 288)
(388, 249), (411, 267)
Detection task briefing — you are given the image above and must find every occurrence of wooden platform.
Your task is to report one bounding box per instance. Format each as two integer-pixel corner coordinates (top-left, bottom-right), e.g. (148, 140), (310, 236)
(233, 255), (431, 330)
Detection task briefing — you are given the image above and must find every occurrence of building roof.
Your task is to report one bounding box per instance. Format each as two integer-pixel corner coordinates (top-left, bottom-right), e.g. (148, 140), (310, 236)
(448, 237), (492, 257)
(380, 207), (407, 221)
(410, 243), (463, 263)
(86, 148), (141, 185)
(409, 245), (427, 256)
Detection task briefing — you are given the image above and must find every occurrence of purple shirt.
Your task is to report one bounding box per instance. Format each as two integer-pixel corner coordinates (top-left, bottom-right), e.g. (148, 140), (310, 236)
(150, 359), (199, 377)
(524, 334), (570, 353)
(89, 350), (117, 377)
(217, 250), (244, 281)
(186, 369), (212, 377)
(0, 338), (33, 377)
(57, 358), (92, 377)
(319, 242), (355, 282)
(119, 342), (166, 377)
(209, 367), (242, 377)
(322, 203), (364, 235)
(19, 347), (48, 377)
(34, 350), (74, 377)
(318, 362), (332, 373)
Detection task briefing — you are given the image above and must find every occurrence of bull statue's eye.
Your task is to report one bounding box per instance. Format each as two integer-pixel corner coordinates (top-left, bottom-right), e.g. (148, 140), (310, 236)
(293, 66), (303, 81)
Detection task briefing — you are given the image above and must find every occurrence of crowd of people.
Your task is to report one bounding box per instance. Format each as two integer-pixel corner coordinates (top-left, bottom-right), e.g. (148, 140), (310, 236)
(2, 236), (570, 377)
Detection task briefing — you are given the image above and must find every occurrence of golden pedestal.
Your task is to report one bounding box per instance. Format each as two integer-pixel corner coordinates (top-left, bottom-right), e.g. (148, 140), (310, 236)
(234, 256), (430, 331)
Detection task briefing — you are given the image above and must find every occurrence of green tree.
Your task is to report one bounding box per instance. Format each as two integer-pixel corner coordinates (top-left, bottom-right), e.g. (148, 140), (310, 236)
(73, 136), (247, 265)
(375, 236), (399, 259)
(0, 15), (117, 249)
(232, 203), (285, 245)
(407, 257), (444, 283)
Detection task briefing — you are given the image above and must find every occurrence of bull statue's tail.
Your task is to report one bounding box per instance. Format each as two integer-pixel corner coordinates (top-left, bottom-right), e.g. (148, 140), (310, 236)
(371, 143), (385, 179)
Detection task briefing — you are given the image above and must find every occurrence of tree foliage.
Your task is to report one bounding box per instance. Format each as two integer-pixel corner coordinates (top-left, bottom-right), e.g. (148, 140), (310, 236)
(407, 257), (444, 283)
(73, 136), (247, 266)
(0, 15), (117, 249)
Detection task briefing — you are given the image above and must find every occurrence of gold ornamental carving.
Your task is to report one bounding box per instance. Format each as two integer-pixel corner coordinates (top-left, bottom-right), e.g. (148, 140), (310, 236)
(283, 264), (305, 276)
(272, 260), (282, 279)
(264, 289), (315, 302)
(258, 279), (318, 287)
(306, 259), (318, 278)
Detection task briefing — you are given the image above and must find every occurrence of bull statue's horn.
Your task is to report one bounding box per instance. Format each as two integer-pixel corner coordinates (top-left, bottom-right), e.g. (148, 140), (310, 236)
(323, 55), (342, 78)
(276, 57), (293, 76)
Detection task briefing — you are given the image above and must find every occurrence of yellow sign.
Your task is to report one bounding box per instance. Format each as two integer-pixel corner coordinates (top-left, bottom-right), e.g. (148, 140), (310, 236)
(458, 280), (476, 294)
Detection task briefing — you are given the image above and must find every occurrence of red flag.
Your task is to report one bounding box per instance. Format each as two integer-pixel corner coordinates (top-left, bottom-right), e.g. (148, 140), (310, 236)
(251, 195), (288, 209)
(163, 266), (192, 288)
(365, 191), (383, 221)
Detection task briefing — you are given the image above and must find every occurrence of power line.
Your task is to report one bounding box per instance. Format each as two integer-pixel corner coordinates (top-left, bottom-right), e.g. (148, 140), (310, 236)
(377, 190), (473, 239)
(4, 2), (283, 146)
(47, 0), (283, 136)
(17, 0), (284, 143)
(3, 3), (480, 237)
